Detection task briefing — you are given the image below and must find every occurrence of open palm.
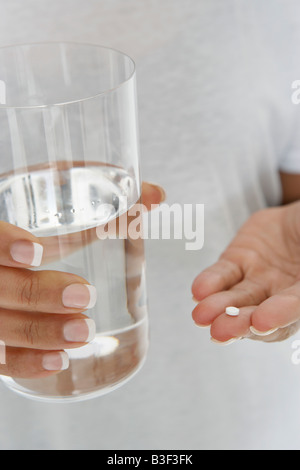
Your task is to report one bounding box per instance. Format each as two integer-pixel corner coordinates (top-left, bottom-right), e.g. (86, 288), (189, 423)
(192, 201), (300, 343)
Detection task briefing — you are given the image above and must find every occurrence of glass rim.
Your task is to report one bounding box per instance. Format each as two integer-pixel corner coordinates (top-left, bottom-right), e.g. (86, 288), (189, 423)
(0, 41), (136, 110)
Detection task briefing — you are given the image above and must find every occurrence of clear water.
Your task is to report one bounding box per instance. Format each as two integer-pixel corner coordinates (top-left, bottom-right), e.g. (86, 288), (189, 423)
(5, 320), (149, 402)
(0, 164), (148, 402)
(0, 165), (139, 236)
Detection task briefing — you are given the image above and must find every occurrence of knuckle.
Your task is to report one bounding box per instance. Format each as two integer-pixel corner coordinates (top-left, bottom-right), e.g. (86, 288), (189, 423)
(22, 320), (40, 346)
(19, 273), (40, 309)
(1, 349), (44, 379)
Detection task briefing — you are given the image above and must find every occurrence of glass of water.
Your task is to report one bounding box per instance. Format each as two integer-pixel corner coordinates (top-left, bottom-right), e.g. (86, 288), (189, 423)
(0, 42), (148, 402)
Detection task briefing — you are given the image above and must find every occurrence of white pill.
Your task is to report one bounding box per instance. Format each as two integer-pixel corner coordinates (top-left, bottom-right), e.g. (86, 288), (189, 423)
(226, 306), (240, 317)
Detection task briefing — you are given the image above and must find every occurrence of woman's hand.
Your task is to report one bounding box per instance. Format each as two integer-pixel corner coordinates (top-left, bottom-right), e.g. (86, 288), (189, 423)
(0, 220), (99, 379)
(192, 201), (300, 343)
(0, 182), (164, 379)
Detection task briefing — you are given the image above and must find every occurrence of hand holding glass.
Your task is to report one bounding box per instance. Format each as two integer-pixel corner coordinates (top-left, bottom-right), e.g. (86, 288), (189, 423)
(0, 43), (148, 402)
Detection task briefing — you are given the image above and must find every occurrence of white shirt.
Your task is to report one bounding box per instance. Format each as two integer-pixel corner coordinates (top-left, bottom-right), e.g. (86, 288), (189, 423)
(0, 0), (300, 450)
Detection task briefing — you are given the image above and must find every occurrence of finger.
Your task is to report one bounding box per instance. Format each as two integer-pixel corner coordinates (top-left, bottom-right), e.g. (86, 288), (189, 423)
(0, 309), (95, 350)
(0, 221), (44, 268)
(192, 259), (244, 301)
(0, 267), (97, 313)
(206, 303), (300, 344)
(192, 278), (268, 326)
(209, 307), (300, 344)
(141, 182), (166, 211)
(210, 306), (255, 343)
(250, 281), (300, 335)
(0, 347), (69, 379)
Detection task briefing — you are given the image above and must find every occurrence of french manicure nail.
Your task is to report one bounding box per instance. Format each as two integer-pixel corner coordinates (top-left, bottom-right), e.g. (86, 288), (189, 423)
(42, 351), (69, 371)
(10, 241), (44, 267)
(210, 337), (241, 346)
(148, 183), (166, 203)
(63, 319), (96, 343)
(62, 284), (97, 309)
(194, 322), (210, 329)
(249, 326), (278, 337)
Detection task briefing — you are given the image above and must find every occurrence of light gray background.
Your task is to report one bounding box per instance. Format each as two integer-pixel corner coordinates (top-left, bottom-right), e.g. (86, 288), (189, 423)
(1, 0), (300, 450)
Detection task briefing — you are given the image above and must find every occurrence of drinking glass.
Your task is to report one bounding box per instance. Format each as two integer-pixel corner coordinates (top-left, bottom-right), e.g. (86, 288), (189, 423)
(0, 42), (148, 402)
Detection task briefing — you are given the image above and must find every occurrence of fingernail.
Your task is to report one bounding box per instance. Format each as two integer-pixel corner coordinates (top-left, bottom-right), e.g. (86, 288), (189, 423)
(249, 326), (278, 337)
(63, 319), (96, 343)
(149, 183), (166, 203)
(194, 322), (210, 329)
(210, 337), (241, 345)
(10, 241), (43, 267)
(62, 284), (97, 309)
(42, 351), (69, 371)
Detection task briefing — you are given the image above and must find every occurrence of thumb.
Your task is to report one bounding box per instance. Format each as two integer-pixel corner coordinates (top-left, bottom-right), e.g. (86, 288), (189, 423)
(141, 182), (166, 211)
